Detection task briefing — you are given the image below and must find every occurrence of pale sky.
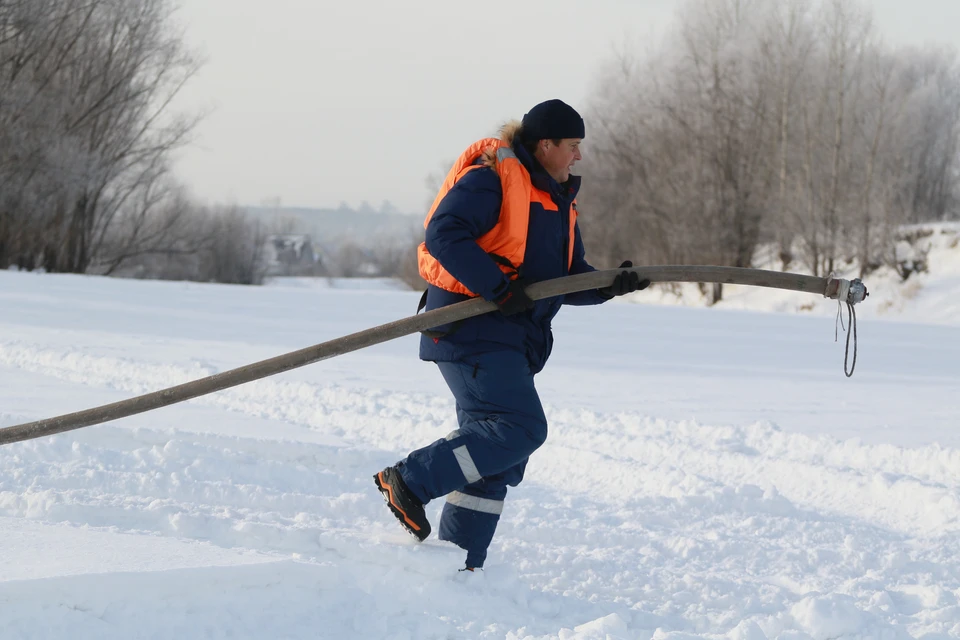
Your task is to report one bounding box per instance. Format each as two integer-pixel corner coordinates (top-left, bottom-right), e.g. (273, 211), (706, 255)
(171, 0), (960, 214)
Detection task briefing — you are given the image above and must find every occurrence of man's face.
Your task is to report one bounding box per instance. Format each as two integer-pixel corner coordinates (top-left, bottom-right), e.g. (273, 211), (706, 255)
(537, 138), (582, 183)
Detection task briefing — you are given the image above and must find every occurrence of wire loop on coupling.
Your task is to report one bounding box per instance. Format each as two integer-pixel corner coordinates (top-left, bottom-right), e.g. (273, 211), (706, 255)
(834, 299), (858, 377)
(825, 276), (868, 378)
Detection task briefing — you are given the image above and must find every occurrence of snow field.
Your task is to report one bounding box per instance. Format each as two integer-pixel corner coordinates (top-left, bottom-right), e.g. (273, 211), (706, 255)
(1, 269), (959, 638)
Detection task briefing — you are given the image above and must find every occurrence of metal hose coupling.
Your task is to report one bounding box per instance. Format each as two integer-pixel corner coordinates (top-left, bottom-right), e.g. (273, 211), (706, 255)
(823, 277), (869, 305)
(823, 276), (868, 377)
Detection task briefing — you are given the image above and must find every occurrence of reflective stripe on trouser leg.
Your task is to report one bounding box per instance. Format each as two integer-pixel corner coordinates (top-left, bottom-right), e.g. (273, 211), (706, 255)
(439, 499), (501, 569)
(446, 430), (481, 484)
(445, 490), (504, 515)
(440, 490), (505, 568)
(439, 456), (525, 569)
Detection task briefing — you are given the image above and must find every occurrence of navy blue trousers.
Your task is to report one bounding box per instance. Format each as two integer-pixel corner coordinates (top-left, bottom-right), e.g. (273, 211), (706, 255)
(398, 350), (547, 568)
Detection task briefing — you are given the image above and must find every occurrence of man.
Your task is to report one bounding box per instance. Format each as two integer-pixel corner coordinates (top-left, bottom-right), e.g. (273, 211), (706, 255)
(374, 99), (648, 570)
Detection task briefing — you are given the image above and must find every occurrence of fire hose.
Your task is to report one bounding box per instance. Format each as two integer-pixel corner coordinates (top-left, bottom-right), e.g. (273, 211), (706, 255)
(0, 266), (868, 446)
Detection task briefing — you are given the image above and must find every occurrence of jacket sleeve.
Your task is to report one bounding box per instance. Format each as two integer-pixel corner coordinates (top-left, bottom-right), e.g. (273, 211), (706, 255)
(563, 221), (610, 306)
(424, 167), (511, 301)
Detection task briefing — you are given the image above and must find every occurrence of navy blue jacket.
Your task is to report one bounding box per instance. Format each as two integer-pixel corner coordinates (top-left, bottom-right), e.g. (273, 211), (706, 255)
(419, 141), (608, 373)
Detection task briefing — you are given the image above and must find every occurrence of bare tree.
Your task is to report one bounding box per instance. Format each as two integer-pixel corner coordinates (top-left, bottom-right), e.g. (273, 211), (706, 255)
(768, 0), (816, 269)
(582, 0), (781, 302)
(894, 47), (960, 224)
(851, 47), (910, 276)
(582, 0), (960, 293)
(198, 205), (267, 285)
(368, 229), (427, 290)
(0, 0), (201, 273)
(93, 181), (209, 275)
(328, 242), (373, 278)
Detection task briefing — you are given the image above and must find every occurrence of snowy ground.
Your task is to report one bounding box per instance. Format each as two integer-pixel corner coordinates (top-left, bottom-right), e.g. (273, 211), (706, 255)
(1, 259), (959, 639)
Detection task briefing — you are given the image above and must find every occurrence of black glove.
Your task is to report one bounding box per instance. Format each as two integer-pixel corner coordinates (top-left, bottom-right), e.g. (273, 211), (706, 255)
(494, 279), (535, 316)
(599, 261), (650, 299)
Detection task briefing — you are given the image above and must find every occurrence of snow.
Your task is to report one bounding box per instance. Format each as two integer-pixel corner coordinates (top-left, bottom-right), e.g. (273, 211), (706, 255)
(1, 243), (959, 638)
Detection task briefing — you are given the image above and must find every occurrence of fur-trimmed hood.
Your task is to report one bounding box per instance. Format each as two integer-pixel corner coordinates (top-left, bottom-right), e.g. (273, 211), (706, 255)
(498, 120), (522, 147)
(481, 120), (523, 168)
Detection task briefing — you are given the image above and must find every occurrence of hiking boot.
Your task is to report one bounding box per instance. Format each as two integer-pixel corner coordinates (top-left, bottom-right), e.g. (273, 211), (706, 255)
(374, 466), (431, 542)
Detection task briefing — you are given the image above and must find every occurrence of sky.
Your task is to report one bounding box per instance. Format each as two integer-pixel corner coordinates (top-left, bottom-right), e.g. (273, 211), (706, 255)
(170, 0), (960, 214)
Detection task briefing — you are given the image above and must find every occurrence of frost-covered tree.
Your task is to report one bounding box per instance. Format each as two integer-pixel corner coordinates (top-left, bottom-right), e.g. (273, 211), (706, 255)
(581, 0), (960, 297)
(0, 0), (201, 273)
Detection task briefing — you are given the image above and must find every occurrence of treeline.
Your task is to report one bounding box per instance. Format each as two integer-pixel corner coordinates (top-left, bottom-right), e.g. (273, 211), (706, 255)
(579, 0), (960, 301)
(0, 0), (265, 283)
(4, 0), (957, 293)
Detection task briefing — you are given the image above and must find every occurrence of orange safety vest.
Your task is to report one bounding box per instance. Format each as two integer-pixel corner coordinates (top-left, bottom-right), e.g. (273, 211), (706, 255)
(417, 138), (578, 297)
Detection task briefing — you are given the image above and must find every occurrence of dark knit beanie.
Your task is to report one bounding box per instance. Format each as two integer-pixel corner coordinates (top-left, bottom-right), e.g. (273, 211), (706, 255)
(520, 99), (585, 141)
